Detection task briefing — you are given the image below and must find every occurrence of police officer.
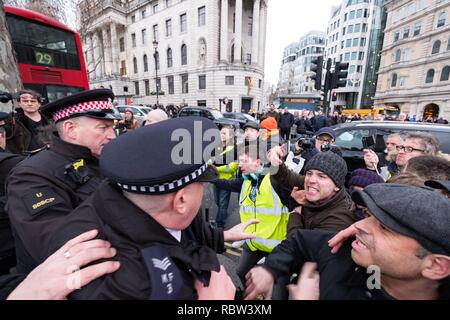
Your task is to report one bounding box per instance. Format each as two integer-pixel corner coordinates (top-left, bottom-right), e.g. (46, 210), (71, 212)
(47, 117), (257, 299)
(0, 112), (25, 274)
(6, 89), (121, 273)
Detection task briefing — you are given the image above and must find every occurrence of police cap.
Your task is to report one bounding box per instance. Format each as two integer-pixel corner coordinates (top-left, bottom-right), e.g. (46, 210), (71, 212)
(41, 89), (121, 123)
(100, 117), (220, 194)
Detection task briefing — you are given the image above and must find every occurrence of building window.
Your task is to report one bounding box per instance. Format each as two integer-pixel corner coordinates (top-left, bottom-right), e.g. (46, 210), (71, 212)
(391, 73), (397, 87)
(246, 53), (252, 65)
(143, 54), (148, 72)
(167, 48), (173, 68)
(180, 13), (187, 33)
(166, 19), (172, 37)
(225, 76), (234, 85)
(259, 79), (262, 88)
(123, 86), (128, 92)
(403, 28), (410, 39)
(352, 38), (359, 47)
(351, 52), (357, 60)
(181, 44), (187, 65)
(441, 66), (450, 81)
(154, 52), (160, 70)
(131, 15), (135, 23)
(197, 100), (207, 107)
(198, 6), (206, 27)
(360, 37), (366, 46)
(133, 57), (138, 74)
(448, 38), (450, 51)
(142, 29), (146, 45)
(349, 10), (355, 20)
(414, 22), (421, 36)
(152, 4), (158, 13)
(394, 32), (400, 42)
(348, 25), (354, 34)
(354, 24), (361, 33)
(432, 40), (441, 54)
(358, 52), (364, 60)
(356, 9), (362, 18)
(346, 39), (352, 47)
(145, 80), (150, 96)
(437, 11), (447, 28)
(119, 37), (125, 52)
(362, 24), (367, 32)
(153, 25), (158, 41)
(403, 48), (412, 61)
(167, 76), (174, 94)
(142, 9), (146, 19)
(399, 76), (406, 87)
(426, 69), (435, 83)
(395, 49), (401, 62)
(156, 77), (161, 93)
(344, 13), (348, 21)
(120, 60), (127, 76)
(248, 16), (253, 36)
(134, 81), (140, 95)
(165, 0), (171, 8)
(131, 33), (136, 48)
(233, 13), (236, 33)
(181, 73), (189, 93)
(199, 75), (206, 90)
(344, 52), (350, 61)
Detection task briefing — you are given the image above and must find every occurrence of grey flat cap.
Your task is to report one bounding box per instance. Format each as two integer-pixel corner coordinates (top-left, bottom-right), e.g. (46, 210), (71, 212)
(352, 183), (450, 255)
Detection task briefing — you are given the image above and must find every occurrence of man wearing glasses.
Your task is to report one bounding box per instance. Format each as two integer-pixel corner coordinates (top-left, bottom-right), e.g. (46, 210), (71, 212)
(6, 90), (52, 155)
(364, 132), (440, 181)
(395, 132), (440, 171)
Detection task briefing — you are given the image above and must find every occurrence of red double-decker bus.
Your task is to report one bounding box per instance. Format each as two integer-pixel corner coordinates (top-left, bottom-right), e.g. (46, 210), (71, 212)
(4, 5), (89, 103)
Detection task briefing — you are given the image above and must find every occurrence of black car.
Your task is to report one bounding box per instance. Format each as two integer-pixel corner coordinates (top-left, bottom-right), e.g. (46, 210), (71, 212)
(223, 112), (257, 129)
(177, 107), (240, 128)
(331, 121), (450, 172)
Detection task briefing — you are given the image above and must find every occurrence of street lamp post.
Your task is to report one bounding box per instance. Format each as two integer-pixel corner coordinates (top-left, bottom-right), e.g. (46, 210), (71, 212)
(153, 40), (159, 106)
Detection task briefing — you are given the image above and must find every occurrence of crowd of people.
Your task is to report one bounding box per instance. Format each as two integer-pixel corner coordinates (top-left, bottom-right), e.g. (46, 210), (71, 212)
(0, 91), (449, 300)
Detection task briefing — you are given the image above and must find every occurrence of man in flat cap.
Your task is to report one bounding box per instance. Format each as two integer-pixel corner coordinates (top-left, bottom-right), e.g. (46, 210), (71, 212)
(6, 89), (121, 274)
(0, 112), (25, 275)
(47, 117), (257, 299)
(245, 184), (450, 300)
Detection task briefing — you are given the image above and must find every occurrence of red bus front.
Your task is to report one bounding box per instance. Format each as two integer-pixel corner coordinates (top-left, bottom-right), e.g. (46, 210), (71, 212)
(4, 5), (89, 103)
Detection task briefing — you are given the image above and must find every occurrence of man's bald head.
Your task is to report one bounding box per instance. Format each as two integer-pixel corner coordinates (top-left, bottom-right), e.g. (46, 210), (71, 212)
(145, 109), (168, 125)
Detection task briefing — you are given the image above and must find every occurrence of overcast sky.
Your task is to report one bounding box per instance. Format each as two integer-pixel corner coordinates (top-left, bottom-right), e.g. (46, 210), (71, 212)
(264, 0), (343, 86)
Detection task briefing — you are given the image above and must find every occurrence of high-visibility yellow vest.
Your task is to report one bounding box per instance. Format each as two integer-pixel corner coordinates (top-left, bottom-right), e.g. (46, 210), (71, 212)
(216, 145), (238, 180)
(239, 174), (290, 253)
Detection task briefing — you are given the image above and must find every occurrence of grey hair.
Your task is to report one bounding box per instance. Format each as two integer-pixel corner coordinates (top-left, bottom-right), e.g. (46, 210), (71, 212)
(403, 132), (440, 155)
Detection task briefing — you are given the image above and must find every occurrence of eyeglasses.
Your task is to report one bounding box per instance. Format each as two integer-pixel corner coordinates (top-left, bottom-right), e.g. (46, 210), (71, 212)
(316, 137), (333, 143)
(396, 145), (425, 153)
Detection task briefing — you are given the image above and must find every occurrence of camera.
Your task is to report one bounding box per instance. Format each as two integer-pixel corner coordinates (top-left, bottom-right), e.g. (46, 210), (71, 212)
(291, 137), (314, 155)
(0, 91), (13, 104)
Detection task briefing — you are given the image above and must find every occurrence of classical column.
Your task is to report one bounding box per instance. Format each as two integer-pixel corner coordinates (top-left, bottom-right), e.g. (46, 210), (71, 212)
(234, 0), (242, 63)
(93, 30), (102, 79)
(258, 2), (266, 66)
(251, 0), (260, 65)
(85, 34), (93, 80)
(110, 23), (119, 75)
(102, 27), (109, 76)
(220, 0), (229, 62)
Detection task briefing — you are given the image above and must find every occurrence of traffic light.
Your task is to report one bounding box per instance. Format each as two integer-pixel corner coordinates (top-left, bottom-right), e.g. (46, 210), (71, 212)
(332, 92), (338, 101)
(331, 62), (349, 89)
(310, 56), (324, 91)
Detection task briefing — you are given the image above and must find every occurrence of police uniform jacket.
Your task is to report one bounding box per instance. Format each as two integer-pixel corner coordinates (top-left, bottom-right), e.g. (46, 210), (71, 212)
(48, 180), (225, 300)
(263, 229), (450, 300)
(6, 136), (103, 273)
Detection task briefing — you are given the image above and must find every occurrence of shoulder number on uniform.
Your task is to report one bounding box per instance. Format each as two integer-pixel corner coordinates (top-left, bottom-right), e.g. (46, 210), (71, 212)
(22, 187), (64, 216)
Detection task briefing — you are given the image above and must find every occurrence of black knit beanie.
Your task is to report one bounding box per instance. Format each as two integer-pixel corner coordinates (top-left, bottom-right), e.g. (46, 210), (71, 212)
(304, 151), (348, 188)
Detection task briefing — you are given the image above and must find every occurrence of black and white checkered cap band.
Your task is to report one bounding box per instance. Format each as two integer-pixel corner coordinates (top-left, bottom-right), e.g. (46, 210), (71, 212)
(117, 163), (209, 193)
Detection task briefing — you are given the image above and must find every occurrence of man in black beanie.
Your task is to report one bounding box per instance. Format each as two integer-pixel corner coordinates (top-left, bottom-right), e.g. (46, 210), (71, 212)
(287, 151), (357, 236)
